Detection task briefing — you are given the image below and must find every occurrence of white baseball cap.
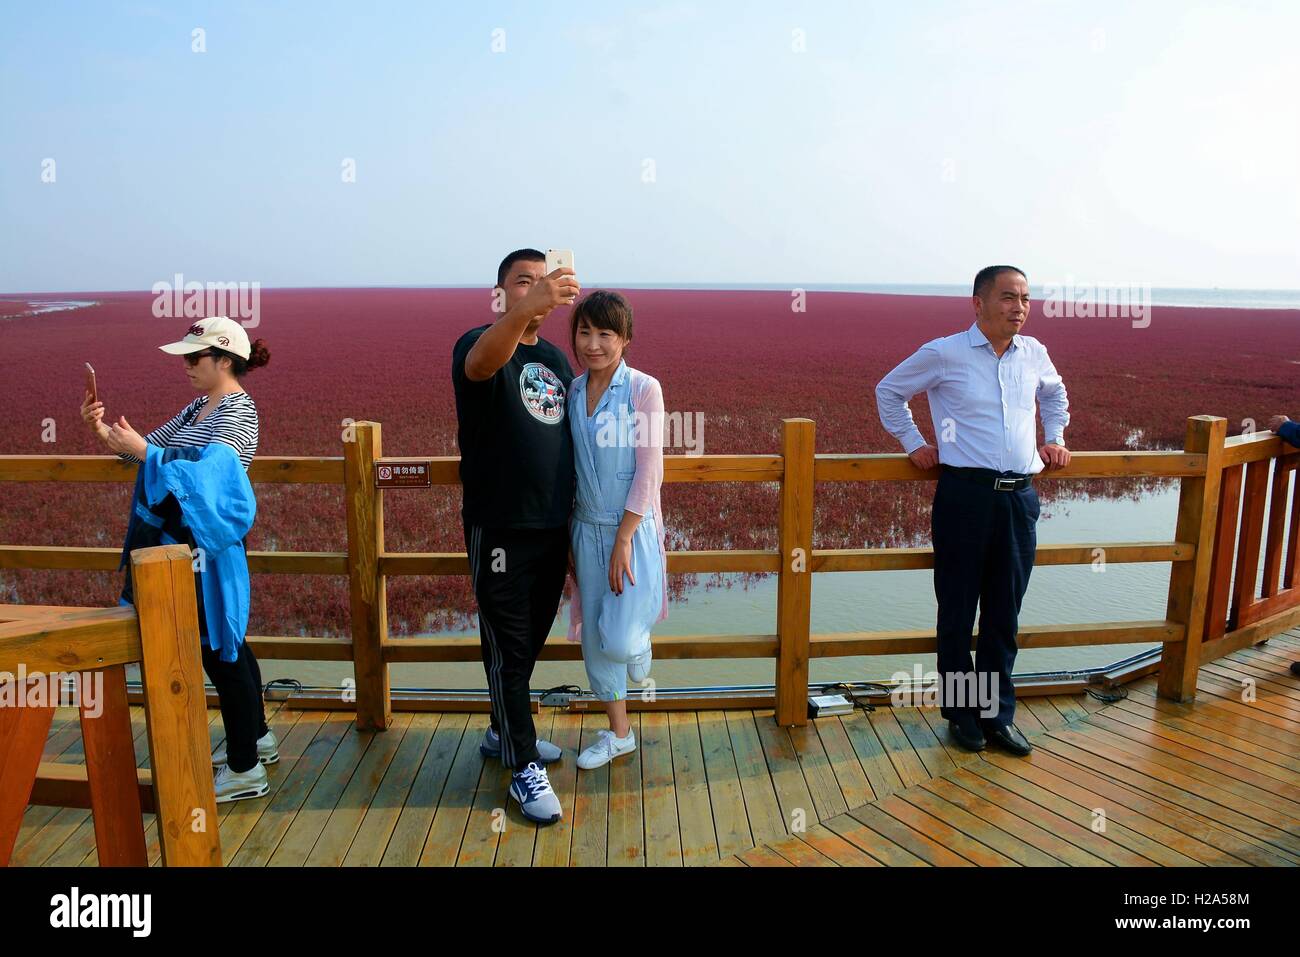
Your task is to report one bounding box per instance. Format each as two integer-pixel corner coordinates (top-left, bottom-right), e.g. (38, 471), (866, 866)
(158, 317), (251, 360)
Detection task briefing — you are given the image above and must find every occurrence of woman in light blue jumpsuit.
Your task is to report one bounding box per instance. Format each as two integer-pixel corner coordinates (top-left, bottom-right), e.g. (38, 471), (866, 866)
(566, 291), (668, 770)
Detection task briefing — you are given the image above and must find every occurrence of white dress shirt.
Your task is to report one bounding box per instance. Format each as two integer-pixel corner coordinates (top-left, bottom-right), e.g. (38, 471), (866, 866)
(875, 322), (1069, 475)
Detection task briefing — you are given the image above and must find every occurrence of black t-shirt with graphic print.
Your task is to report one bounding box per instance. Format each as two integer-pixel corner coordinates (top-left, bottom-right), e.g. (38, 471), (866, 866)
(452, 324), (576, 529)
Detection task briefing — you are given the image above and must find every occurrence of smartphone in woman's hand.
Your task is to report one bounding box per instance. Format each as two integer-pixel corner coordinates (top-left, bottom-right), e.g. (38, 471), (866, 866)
(84, 362), (97, 403)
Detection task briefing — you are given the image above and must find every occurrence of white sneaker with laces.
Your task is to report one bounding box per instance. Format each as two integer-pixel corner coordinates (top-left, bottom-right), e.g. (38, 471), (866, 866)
(213, 762), (269, 803)
(577, 728), (637, 770)
(509, 762), (562, 824)
(212, 729), (278, 767)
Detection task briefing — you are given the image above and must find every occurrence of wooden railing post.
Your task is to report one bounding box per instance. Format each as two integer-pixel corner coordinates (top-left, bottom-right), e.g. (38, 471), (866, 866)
(775, 418), (815, 726)
(1202, 461), (1243, 642)
(1158, 415), (1227, 702)
(79, 665), (147, 865)
(132, 544), (221, 866)
(0, 677), (55, 865)
(344, 421), (391, 731)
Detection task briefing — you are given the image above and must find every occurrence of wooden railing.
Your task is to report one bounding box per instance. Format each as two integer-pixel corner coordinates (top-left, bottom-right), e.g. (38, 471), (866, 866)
(1201, 427), (1300, 660)
(3, 414), (1299, 730)
(0, 546), (220, 866)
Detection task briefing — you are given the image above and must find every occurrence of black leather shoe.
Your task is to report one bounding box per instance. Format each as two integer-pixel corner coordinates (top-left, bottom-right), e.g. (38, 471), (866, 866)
(1290, 660), (1300, 677)
(948, 716), (986, 752)
(983, 722), (1032, 756)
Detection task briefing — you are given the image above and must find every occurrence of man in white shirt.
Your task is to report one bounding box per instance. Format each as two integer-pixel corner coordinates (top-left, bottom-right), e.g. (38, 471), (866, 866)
(875, 266), (1070, 756)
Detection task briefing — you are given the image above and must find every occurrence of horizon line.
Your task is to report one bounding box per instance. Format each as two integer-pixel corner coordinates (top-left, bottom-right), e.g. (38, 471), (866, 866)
(6, 281), (1300, 297)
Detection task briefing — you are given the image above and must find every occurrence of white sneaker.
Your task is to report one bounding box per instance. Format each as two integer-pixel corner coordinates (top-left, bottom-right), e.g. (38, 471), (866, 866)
(509, 762), (562, 825)
(213, 762), (269, 803)
(627, 647), (653, 683)
(212, 729), (278, 767)
(577, 728), (637, 770)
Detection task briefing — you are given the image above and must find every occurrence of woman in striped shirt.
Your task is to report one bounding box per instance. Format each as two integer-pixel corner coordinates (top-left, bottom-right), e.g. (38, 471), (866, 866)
(109, 388), (260, 468)
(80, 317), (277, 803)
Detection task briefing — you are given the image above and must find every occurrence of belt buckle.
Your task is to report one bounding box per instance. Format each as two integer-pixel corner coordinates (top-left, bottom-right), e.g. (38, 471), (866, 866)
(993, 476), (1019, 492)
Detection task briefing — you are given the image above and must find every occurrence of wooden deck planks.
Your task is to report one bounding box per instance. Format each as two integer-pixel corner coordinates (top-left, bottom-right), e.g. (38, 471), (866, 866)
(696, 709), (752, 859)
(666, 711), (719, 866)
(342, 712), (440, 866)
(568, 714), (611, 867)
(639, 711), (682, 867)
(606, 713), (645, 866)
(724, 710), (786, 848)
(307, 712), (412, 866)
(376, 709), (463, 866)
(418, 713), (491, 867)
(15, 646), (1300, 867)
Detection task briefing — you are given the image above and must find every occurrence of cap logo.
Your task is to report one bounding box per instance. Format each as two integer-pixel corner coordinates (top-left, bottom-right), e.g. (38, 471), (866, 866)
(218, 336), (229, 346)
(188, 323), (205, 336)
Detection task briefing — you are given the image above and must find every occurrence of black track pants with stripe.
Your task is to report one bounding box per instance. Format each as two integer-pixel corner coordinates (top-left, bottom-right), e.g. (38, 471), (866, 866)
(463, 522), (570, 770)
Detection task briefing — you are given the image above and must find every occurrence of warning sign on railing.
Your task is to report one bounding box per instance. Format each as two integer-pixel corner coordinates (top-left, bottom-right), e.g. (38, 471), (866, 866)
(375, 461), (431, 488)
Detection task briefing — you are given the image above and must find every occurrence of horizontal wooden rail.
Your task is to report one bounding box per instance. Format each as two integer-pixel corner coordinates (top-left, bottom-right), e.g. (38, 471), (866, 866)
(0, 604), (128, 623)
(0, 545), (347, 575)
(0, 546), (127, 572)
(0, 607), (141, 673)
(382, 633), (780, 663)
(808, 620), (1183, 658)
(30, 762), (155, 814)
(1200, 602), (1300, 663)
(0, 455), (139, 482)
(0, 454), (344, 484)
(377, 454), (787, 485)
(378, 548), (784, 577)
(814, 450), (1206, 482)
(811, 541), (1192, 572)
(247, 635), (355, 660)
(1220, 431), (1290, 467)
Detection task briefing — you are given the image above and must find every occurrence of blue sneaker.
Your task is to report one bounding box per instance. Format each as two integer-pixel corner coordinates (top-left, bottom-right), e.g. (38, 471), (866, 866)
(480, 726), (562, 765)
(509, 762), (562, 825)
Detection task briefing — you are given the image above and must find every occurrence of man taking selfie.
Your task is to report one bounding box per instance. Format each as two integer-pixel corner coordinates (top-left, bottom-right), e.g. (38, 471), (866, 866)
(451, 248), (579, 825)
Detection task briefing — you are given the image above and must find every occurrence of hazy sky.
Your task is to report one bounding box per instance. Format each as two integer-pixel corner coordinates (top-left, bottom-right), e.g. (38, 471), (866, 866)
(2, 0), (1297, 292)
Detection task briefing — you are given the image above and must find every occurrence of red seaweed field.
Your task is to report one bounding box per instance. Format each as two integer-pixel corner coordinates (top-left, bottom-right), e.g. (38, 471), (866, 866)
(2, 288), (1296, 636)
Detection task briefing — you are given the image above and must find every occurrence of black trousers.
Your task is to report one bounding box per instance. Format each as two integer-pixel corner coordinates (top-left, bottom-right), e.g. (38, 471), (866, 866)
(463, 522), (569, 770)
(930, 469), (1040, 726)
(202, 641), (269, 773)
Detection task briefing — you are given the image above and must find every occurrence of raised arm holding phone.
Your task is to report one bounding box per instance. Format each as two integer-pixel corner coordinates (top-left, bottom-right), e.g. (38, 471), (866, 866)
(463, 249), (579, 380)
(80, 362), (151, 460)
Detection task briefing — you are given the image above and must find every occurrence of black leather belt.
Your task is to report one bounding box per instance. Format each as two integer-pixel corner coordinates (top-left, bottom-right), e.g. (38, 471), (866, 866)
(941, 465), (1033, 491)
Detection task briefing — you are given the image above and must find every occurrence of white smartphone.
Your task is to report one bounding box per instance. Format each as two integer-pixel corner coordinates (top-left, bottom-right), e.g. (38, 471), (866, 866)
(545, 249), (575, 275)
